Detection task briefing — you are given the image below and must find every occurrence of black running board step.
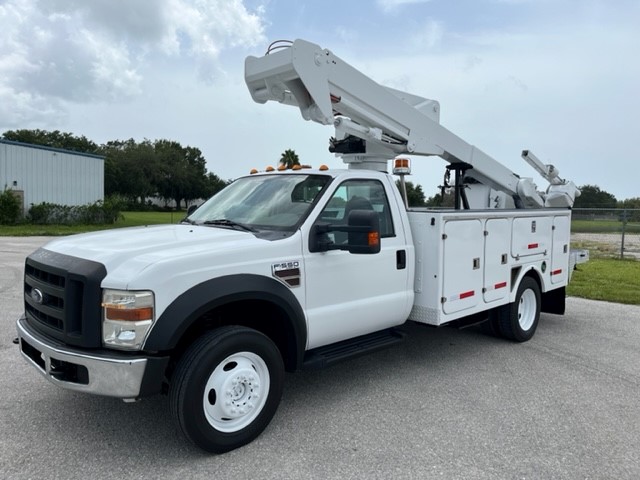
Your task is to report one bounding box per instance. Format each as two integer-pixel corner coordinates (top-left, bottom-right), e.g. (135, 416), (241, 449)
(302, 328), (406, 370)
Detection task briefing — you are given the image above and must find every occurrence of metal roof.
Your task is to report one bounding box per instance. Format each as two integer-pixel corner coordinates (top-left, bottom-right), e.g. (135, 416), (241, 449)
(0, 138), (104, 160)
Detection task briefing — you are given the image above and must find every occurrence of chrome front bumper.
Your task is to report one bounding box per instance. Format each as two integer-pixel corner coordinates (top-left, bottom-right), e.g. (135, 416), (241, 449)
(17, 316), (166, 399)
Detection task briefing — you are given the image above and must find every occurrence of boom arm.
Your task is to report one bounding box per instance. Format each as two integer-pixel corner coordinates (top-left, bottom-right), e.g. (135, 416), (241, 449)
(245, 39), (579, 208)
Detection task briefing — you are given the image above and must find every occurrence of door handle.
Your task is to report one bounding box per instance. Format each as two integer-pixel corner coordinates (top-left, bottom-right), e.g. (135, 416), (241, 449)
(396, 250), (406, 270)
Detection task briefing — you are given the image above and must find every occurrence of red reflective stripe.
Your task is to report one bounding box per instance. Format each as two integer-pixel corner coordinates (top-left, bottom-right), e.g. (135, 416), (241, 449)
(459, 290), (475, 299)
(494, 281), (507, 289)
(528, 243), (539, 249)
(551, 269), (562, 276)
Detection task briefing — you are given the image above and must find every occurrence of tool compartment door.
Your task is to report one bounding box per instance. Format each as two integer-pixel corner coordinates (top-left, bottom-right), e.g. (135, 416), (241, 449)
(442, 219), (483, 314)
(551, 215), (570, 285)
(511, 216), (552, 258)
(483, 218), (510, 303)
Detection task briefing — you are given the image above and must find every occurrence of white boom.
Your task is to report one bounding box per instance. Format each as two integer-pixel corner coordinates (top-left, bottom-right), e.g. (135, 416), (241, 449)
(245, 39), (579, 208)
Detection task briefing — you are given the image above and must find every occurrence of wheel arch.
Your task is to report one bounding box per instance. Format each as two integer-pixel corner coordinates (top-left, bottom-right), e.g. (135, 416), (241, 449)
(513, 264), (565, 315)
(510, 265), (543, 302)
(144, 274), (307, 373)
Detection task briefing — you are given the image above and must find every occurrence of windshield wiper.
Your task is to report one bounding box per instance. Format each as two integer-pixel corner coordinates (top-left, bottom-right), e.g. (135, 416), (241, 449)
(180, 218), (197, 225)
(202, 219), (258, 233)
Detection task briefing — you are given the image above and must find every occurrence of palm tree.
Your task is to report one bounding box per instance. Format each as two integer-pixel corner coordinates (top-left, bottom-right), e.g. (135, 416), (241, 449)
(279, 149), (300, 169)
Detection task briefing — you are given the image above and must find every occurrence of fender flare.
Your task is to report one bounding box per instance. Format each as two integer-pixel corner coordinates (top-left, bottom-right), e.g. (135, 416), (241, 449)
(143, 274), (307, 368)
(511, 264), (543, 302)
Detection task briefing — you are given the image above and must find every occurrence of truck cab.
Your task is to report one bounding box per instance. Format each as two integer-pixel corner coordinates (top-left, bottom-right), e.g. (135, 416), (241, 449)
(17, 167), (414, 453)
(185, 167), (415, 349)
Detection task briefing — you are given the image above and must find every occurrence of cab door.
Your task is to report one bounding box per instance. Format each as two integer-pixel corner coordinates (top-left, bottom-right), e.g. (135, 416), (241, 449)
(302, 177), (413, 349)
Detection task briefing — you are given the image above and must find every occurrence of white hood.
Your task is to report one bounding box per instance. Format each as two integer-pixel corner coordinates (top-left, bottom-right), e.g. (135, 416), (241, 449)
(42, 224), (271, 287)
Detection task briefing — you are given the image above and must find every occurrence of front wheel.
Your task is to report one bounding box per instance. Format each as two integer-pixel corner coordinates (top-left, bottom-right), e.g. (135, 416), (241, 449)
(169, 326), (284, 453)
(492, 276), (541, 342)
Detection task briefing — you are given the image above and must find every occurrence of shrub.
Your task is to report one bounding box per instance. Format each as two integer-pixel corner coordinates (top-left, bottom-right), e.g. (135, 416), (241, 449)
(0, 188), (22, 225)
(28, 203), (71, 224)
(102, 195), (126, 223)
(27, 198), (123, 225)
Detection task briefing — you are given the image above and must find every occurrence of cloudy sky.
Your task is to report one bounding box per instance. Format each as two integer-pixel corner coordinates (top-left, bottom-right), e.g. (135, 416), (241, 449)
(1, 0), (638, 200)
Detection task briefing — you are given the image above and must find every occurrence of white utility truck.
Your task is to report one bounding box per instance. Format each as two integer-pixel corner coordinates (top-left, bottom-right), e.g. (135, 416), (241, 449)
(17, 39), (585, 453)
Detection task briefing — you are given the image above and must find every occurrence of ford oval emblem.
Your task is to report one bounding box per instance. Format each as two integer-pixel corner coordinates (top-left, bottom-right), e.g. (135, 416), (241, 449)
(31, 288), (44, 305)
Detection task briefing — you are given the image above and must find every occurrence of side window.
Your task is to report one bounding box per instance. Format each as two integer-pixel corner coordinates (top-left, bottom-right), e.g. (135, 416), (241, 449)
(317, 179), (395, 238)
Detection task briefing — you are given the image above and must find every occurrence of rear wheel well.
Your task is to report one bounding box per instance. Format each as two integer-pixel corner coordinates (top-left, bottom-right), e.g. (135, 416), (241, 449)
(512, 267), (542, 294)
(523, 269), (541, 291)
(166, 299), (299, 385)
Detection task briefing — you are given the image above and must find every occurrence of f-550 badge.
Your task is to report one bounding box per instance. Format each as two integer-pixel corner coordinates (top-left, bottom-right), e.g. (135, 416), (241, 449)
(272, 261), (301, 288)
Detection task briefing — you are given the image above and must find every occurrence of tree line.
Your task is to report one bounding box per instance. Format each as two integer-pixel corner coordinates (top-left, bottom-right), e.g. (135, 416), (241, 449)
(2, 129), (636, 211)
(2, 129), (227, 209)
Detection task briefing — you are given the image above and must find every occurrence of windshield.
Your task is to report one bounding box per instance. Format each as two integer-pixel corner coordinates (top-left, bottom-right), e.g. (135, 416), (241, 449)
(187, 174), (331, 230)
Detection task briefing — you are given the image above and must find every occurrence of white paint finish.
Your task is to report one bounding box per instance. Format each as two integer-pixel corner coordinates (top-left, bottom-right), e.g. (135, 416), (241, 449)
(511, 216), (552, 258)
(483, 218), (510, 303)
(43, 224), (307, 321)
(301, 172), (414, 349)
(551, 216), (571, 285)
(409, 208), (571, 326)
(442, 219), (483, 314)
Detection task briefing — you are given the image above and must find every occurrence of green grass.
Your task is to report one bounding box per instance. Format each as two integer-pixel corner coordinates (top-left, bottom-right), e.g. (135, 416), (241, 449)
(0, 211), (182, 236)
(572, 219), (640, 233)
(115, 211), (184, 227)
(567, 258), (640, 305)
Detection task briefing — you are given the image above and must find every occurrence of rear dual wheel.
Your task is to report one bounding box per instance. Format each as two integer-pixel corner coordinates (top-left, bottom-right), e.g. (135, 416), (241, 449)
(170, 326), (284, 453)
(489, 276), (541, 342)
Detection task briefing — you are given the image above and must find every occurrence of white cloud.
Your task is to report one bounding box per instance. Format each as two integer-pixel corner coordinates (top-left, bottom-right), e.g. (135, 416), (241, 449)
(411, 18), (444, 49)
(0, 0), (266, 129)
(161, 0), (266, 81)
(78, 29), (143, 100)
(0, 85), (67, 128)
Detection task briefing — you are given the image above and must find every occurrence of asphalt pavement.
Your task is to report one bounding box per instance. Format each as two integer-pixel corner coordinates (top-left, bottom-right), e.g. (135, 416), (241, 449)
(1, 236), (639, 479)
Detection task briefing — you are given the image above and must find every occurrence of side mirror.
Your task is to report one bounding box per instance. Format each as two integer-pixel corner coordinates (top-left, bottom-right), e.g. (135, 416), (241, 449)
(346, 210), (380, 254)
(309, 209), (380, 254)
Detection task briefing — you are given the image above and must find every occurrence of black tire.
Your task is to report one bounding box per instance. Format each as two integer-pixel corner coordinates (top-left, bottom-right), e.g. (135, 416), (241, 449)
(493, 276), (541, 342)
(480, 315), (502, 337)
(169, 326), (284, 453)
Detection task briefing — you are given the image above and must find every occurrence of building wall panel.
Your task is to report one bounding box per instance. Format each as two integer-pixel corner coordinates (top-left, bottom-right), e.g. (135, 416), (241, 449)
(0, 140), (104, 213)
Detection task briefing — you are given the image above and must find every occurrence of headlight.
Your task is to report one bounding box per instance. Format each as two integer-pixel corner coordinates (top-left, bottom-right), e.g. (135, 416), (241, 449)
(102, 289), (155, 350)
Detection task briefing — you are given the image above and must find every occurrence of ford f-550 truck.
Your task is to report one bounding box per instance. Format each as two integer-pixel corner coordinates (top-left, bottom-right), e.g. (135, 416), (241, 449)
(16, 39), (585, 453)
